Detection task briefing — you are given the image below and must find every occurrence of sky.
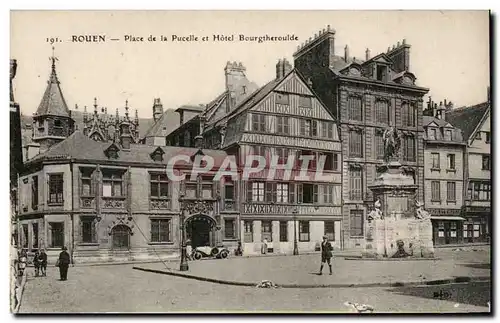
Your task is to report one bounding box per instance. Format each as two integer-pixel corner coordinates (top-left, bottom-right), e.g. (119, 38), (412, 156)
(10, 10), (490, 119)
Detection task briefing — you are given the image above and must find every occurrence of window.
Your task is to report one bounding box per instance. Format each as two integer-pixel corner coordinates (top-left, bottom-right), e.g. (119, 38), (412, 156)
(469, 182), (491, 201)
(485, 132), (491, 144)
(300, 150), (317, 170)
(276, 183), (289, 203)
(265, 182), (276, 203)
(349, 130), (363, 157)
(431, 181), (441, 202)
(275, 147), (289, 164)
(150, 219), (171, 243)
(31, 176), (38, 210)
(350, 210), (363, 237)
(447, 154), (456, 170)
(375, 132), (384, 159)
(262, 221), (273, 242)
(321, 122), (334, 139)
(80, 168), (94, 196)
(224, 219), (235, 239)
(276, 93), (290, 105)
(299, 95), (312, 108)
(49, 222), (64, 248)
(22, 224), (28, 249)
(102, 170), (123, 197)
(250, 182), (265, 202)
(333, 153), (340, 171)
(32, 223), (39, 249)
(401, 102), (416, 127)
(311, 120), (318, 137)
(402, 136), (415, 162)
(376, 65), (387, 81)
(349, 168), (363, 200)
(445, 129), (453, 141)
(279, 221), (288, 242)
(375, 100), (390, 124)
(348, 96), (363, 121)
(322, 185), (335, 204)
(300, 119), (312, 136)
(429, 128), (437, 140)
(299, 221), (310, 241)
(318, 152), (334, 171)
(475, 132), (482, 140)
(185, 182), (197, 199)
(276, 116), (289, 134)
(298, 183), (318, 204)
(244, 220), (253, 243)
(431, 153), (440, 169)
(224, 181), (234, 201)
(54, 119), (62, 127)
(150, 173), (169, 198)
(482, 155), (490, 170)
(81, 216), (97, 243)
(201, 176), (214, 199)
(252, 114), (266, 132)
(48, 174), (64, 205)
(447, 182), (456, 202)
(324, 221), (335, 241)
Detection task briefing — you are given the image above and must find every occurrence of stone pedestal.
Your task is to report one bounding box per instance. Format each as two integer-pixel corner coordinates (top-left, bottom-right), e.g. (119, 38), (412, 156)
(363, 162), (435, 258)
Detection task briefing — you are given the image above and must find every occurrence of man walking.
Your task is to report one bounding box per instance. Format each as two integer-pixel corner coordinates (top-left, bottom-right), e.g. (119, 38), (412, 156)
(57, 246), (70, 281)
(319, 235), (333, 275)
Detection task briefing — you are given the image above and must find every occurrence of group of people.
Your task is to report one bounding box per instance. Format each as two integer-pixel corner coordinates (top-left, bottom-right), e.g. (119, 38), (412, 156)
(24, 246), (71, 281)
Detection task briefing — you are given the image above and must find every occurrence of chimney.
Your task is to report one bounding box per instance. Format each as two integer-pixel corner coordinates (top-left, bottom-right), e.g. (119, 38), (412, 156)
(152, 98), (163, 123)
(365, 48), (371, 61)
(344, 45), (349, 62)
(276, 58), (293, 79)
(120, 122), (132, 150)
(194, 135), (204, 149)
(178, 110), (184, 126)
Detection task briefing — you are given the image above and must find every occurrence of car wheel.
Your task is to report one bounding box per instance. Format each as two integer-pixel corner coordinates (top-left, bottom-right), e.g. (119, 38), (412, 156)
(210, 248), (219, 257)
(194, 252), (202, 260)
(220, 250), (228, 259)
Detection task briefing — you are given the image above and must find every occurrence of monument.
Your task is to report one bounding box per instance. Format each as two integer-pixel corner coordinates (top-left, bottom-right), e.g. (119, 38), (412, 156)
(363, 126), (434, 258)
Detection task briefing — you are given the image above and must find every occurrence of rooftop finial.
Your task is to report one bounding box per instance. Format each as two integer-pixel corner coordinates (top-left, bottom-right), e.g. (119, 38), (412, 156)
(125, 100), (129, 120)
(327, 24), (331, 31)
(402, 38), (407, 45)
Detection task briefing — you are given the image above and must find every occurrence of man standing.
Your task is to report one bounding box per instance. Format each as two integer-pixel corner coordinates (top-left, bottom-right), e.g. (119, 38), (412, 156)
(319, 235), (333, 275)
(57, 246), (70, 281)
(39, 249), (47, 276)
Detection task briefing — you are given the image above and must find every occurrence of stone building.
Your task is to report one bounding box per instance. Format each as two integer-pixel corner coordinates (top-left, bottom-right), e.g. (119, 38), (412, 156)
(293, 25), (429, 249)
(165, 60), (343, 254)
(422, 98), (467, 245)
(446, 97), (491, 243)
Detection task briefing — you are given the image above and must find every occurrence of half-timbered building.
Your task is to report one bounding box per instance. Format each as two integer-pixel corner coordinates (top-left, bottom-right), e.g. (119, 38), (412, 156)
(167, 59), (342, 254)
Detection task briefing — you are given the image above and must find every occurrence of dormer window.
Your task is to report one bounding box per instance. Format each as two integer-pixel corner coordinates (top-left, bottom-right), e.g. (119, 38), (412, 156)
(104, 143), (120, 159)
(376, 65), (388, 81)
(150, 147), (165, 162)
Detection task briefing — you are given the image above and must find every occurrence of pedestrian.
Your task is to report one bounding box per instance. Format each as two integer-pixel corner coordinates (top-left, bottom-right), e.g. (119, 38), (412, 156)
(39, 249), (47, 276)
(33, 250), (40, 277)
(235, 241), (243, 256)
(319, 235), (333, 275)
(261, 239), (268, 255)
(56, 246), (70, 281)
(186, 240), (193, 261)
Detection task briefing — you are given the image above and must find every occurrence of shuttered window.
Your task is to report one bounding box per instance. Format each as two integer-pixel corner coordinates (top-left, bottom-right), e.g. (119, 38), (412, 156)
(348, 96), (363, 121)
(349, 169), (363, 200)
(431, 181), (441, 202)
(349, 130), (363, 157)
(375, 99), (390, 124)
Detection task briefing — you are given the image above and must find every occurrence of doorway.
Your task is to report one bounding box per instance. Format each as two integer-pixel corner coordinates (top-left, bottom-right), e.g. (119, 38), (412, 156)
(112, 225), (131, 250)
(187, 220), (211, 248)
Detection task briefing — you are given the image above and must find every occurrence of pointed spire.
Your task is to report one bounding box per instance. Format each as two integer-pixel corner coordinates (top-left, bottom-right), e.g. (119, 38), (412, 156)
(124, 100), (130, 121)
(115, 107), (119, 124)
(93, 98), (98, 115)
(134, 109), (139, 126)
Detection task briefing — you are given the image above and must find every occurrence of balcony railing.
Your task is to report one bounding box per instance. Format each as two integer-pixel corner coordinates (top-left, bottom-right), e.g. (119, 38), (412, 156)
(149, 198), (171, 210)
(242, 203), (341, 215)
(101, 196), (126, 209)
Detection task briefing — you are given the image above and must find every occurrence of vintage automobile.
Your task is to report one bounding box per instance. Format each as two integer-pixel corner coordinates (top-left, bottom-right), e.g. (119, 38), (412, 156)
(191, 246), (229, 260)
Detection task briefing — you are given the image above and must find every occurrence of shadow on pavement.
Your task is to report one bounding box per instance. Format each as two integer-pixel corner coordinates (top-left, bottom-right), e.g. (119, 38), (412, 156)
(460, 263), (490, 270)
(386, 281), (491, 308)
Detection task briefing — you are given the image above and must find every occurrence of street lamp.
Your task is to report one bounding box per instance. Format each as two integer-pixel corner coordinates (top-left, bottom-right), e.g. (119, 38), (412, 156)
(293, 206), (299, 255)
(178, 191), (189, 271)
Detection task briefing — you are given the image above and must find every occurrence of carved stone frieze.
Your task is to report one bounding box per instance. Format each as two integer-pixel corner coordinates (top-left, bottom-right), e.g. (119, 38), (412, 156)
(184, 200), (214, 215)
(150, 199), (171, 210)
(102, 198), (126, 209)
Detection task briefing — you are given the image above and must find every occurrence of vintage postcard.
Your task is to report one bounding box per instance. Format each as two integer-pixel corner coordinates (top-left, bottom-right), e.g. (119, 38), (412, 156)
(9, 10), (491, 314)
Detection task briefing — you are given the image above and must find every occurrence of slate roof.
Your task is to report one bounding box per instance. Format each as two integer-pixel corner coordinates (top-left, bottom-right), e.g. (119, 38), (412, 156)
(445, 102), (490, 140)
(34, 60), (71, 118)
(422, 116), (451, 128)
(28, 130), (229, 167)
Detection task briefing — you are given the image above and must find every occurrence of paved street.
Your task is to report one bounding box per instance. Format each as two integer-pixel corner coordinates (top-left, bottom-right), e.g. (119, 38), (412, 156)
(18, 247), (490, 313)
(140, 246), (491, 286)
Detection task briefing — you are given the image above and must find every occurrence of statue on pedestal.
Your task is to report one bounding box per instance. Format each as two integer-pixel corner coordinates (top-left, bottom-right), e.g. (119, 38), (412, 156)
(382, 126), (401, 163)
(415, 200), (431, 220)
(367, 200), (383, 221)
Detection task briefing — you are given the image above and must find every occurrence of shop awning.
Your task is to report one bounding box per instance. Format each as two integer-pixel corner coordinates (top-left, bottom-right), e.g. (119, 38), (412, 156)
(430, 216), (466, 221)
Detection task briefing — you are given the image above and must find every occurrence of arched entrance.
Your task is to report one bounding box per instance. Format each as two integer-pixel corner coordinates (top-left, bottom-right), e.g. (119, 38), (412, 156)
(185, 214), (217, 248)
(112, 225), (131, 250)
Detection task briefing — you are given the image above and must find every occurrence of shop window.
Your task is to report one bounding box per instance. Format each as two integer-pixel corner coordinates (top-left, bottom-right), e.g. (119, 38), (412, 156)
(299, 221), (310, 241)
(244, 220), (253, 243)
(224, 219), (235, 239)
(261, 221), (272, 242)
(279, 221), (288, 242)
